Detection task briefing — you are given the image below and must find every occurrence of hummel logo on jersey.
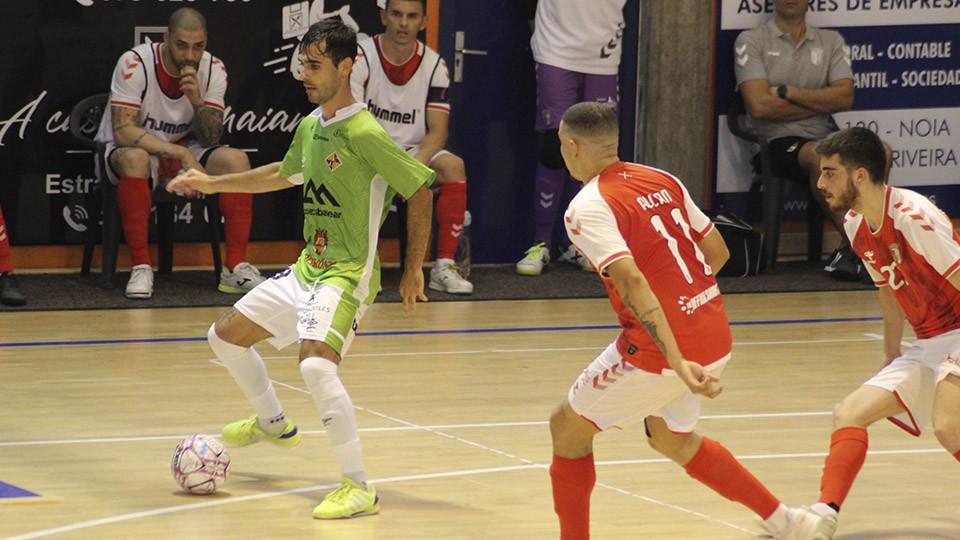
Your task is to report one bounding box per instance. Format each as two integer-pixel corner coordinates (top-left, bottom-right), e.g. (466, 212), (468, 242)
(325, 152), (342, 171)
(368, 101), (418, 125)
(303, 182), (341, 207)
(142, 114), (190, 136)
(599, 22), (625, 59)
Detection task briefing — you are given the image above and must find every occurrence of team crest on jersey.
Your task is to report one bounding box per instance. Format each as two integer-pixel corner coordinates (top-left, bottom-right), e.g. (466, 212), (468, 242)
(889, 243), (903, 264)
(325, 152), (342, 171)
(313, 228), (329, 256)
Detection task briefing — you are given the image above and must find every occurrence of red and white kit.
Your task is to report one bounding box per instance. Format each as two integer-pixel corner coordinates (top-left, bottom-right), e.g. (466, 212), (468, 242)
(846, 186), (960, 435)
(351, 35), (449, 149)
(96, 42), (227, 146)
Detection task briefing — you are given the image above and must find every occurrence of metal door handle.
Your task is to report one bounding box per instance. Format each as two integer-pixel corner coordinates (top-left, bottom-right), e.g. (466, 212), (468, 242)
(453, 31), (487, 82)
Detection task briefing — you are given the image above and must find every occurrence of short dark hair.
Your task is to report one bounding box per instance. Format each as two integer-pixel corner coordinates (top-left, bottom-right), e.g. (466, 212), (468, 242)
(385, 0), (427, 11)
(815, 127), (887, 184)
(169, 7), (206, 34)
(561, 102), (619, 140)
(299, 18), (357, 67)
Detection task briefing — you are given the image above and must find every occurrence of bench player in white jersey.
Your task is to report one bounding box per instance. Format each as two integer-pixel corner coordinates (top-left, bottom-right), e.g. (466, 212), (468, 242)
(95, 7), (264, 299)
(350, 0), (473, 295)
(548, 103), (822, 540)
(781, 127), (960, 539)
(167, 19), (435, 520)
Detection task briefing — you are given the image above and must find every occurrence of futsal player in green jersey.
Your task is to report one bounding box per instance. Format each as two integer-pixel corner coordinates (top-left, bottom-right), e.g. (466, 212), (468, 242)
(166, 18), (434, 520)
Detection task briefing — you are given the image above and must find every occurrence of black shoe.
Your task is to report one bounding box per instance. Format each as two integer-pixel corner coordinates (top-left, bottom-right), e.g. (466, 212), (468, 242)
(0, 271), (27, 306)
(824, 246), (863, 282)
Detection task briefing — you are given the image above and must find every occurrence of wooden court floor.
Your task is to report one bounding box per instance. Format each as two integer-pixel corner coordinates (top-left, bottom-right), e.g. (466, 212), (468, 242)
(1, 291), (957, 539)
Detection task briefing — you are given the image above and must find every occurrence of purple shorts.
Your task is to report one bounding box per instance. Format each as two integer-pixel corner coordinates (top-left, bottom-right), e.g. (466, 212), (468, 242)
(535, 62), (620, 131)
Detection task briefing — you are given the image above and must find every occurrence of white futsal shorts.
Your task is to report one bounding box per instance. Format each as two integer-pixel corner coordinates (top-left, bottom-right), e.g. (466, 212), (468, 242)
(864, 327), (960, 436)
(233, 267), (366, 356)
(567, 342), (730, 434)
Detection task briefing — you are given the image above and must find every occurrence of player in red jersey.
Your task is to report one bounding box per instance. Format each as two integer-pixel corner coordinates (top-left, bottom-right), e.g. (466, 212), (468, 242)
(787, 127), (960, 539)
(547, 102), (820, 540)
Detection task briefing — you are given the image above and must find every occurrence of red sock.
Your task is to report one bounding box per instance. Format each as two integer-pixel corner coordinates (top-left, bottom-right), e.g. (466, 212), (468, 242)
(819, 427), (868, 509)
(684, 437), (780, 519)
(218, 192), (252, 271)
(117, 176), (152, 266)
(434, 180), (466, 260)
(954, 449), (960, 462)
(550, 453), (595, 540)
(0, 205), (12, 273)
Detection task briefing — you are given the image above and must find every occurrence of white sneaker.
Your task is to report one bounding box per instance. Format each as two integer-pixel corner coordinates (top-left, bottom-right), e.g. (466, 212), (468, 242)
(558, 244), (592, 272)
(125, 264), (154, 299)
(429, 262), (473, 294)
(219, 262), (265, 294)
(515, 242), (550, 276)
(761, 506), (837, 540)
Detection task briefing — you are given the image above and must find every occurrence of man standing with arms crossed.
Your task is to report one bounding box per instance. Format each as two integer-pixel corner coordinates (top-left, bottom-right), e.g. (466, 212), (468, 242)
(97, 7), (265, 298)
(791, 127), (960, 539)
(548, 102), (822, 540)
(351, 0), (473, 294)
(167, 19), (435, 520)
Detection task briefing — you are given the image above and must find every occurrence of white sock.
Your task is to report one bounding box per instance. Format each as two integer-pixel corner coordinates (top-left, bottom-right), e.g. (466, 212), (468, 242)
(300, 356), (366, 487)
(207, 324), (286, 434)
(435, 257), (454, 269)
(764, 503), (789, 534)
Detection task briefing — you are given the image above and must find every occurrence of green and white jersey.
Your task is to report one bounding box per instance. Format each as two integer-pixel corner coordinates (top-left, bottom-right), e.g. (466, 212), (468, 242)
(279, 102), (434, 303)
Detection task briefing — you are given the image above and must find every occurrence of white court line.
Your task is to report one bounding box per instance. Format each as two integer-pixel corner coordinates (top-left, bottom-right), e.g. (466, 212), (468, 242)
(254, 335), (888, 361)
(0, 412), (834, 448)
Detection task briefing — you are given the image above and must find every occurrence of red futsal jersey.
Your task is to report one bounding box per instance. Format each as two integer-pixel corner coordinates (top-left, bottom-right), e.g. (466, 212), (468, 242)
(564, 162), (732, 373)
(846, 186), (960, 339)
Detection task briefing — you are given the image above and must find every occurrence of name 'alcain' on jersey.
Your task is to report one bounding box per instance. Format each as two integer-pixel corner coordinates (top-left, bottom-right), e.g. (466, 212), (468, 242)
(95, 42), (227, 145)
(564, 162), (732, 373)
(350, 35), (450, 148)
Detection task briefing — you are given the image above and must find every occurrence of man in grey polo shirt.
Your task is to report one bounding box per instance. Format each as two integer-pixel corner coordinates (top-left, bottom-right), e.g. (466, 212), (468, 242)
(734, 0), (862, 281)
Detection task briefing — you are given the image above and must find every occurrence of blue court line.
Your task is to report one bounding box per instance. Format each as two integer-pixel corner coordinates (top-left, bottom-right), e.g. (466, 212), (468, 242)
(0, 316), (882, 349)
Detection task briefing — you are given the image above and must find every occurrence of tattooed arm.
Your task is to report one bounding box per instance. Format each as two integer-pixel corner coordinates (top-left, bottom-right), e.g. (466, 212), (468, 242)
(111, 105), (204, 171)
(605, 257), (721, 397)
(191, 103), (224, 147)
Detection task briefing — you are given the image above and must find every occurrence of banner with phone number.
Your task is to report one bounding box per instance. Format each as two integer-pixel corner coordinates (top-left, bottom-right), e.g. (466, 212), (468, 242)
(712, 1), (960, 218)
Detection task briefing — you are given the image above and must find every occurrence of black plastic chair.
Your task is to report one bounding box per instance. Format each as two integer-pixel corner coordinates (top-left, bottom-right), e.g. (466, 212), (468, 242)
(726, 91), (824, 272)
(68, 93), (222, 287)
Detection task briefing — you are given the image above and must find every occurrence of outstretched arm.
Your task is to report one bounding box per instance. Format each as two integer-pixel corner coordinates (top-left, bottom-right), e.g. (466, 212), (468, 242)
(166, 162), (292, 196)
(399, 184), (434, 314)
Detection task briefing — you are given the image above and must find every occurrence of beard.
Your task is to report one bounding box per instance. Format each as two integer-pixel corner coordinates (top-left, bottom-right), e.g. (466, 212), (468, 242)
(826, 179), (859, 212)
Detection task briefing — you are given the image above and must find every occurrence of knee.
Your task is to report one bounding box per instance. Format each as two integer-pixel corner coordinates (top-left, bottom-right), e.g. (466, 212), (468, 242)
(831, 399), (858, 429)
(113, 147), (151, 176)
(435, 155), (466, 183)
(539, 129), (564, 170)
(932, 418), (960, 453)
(211, 148), (251, 174)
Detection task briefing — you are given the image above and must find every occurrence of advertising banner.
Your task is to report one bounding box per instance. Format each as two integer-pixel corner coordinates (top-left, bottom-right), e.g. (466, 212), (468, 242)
(713, 1), (960, 220)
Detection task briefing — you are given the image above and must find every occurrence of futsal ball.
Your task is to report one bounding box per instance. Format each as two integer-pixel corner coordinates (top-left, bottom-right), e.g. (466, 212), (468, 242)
(171, 434), (230, 494)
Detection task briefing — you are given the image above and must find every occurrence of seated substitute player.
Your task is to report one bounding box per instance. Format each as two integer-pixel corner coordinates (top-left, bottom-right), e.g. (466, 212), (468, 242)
(95, 7), (265, 299)
(166, 19), (435, 520)
(351, 0), (472, 294)
(786, 127), (960, 539)
(548, 102), (822, 540)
